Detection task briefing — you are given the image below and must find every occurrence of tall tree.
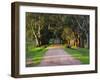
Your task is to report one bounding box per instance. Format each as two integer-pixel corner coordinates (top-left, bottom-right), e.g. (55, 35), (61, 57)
(26, 13), (45, 46)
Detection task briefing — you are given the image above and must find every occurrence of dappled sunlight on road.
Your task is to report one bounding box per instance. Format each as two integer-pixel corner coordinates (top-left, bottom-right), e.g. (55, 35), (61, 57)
(47, 44), (64, 49)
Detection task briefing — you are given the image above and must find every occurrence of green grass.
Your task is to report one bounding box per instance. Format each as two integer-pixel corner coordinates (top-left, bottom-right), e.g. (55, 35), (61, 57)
(26, 46), (48, 67)
(64, 47), (89, 64)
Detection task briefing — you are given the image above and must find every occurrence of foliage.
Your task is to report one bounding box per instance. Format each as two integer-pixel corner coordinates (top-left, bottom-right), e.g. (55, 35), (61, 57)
(26, 13), (89, 48)
(26, 46), (48, 67)
(26, 13), (90, 66)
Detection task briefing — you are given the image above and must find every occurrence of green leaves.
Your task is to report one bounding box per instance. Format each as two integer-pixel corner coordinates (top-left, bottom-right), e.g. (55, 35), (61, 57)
(26, 12), (89, 48)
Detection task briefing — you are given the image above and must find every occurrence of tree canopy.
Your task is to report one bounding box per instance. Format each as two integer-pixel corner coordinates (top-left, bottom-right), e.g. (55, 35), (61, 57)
(26, 12), (89, 48)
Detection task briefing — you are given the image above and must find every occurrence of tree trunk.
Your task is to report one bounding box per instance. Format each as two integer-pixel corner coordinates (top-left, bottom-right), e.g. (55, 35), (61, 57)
(38, 37), (42, 47)
(67, 39), (71, 48)
(35, 38), (39, 46)
(80, 36), (84, 48)
(86, 33), (89, 48)
(79, 37), (81, 47)
(33, 31), (39, 46)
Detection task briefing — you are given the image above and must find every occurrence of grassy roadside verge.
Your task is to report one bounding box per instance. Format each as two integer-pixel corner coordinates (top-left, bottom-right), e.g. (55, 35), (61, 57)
(26, 46), (48, 67)
(64, 47), (89, 64)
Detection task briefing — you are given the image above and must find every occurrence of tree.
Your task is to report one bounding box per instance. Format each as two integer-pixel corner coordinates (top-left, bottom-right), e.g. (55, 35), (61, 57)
(26, 12), (89, 48)
(26, 13), (45, 46)
(61, 27), (74, 46)
(74, 15), (89, 48)
(64, 15), (89, 48)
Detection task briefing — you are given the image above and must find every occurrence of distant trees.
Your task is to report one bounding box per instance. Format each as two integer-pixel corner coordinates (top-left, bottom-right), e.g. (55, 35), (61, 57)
(26, 12), (89, 48)
(61, 27), (74, 46)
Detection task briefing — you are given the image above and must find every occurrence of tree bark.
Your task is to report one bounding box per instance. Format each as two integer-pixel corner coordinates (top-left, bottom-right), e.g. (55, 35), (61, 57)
(80, 36), (84, 48)
(33, 31), (39, 46)
(86, 33), (89, 48)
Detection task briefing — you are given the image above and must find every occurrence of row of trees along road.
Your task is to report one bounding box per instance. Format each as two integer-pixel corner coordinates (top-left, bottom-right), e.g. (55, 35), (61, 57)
(26, 12), (89, 48)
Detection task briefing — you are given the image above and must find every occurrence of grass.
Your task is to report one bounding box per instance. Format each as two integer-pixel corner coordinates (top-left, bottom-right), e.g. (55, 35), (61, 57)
(64, 47), (89, 64)
(26, 46), (48, 67)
